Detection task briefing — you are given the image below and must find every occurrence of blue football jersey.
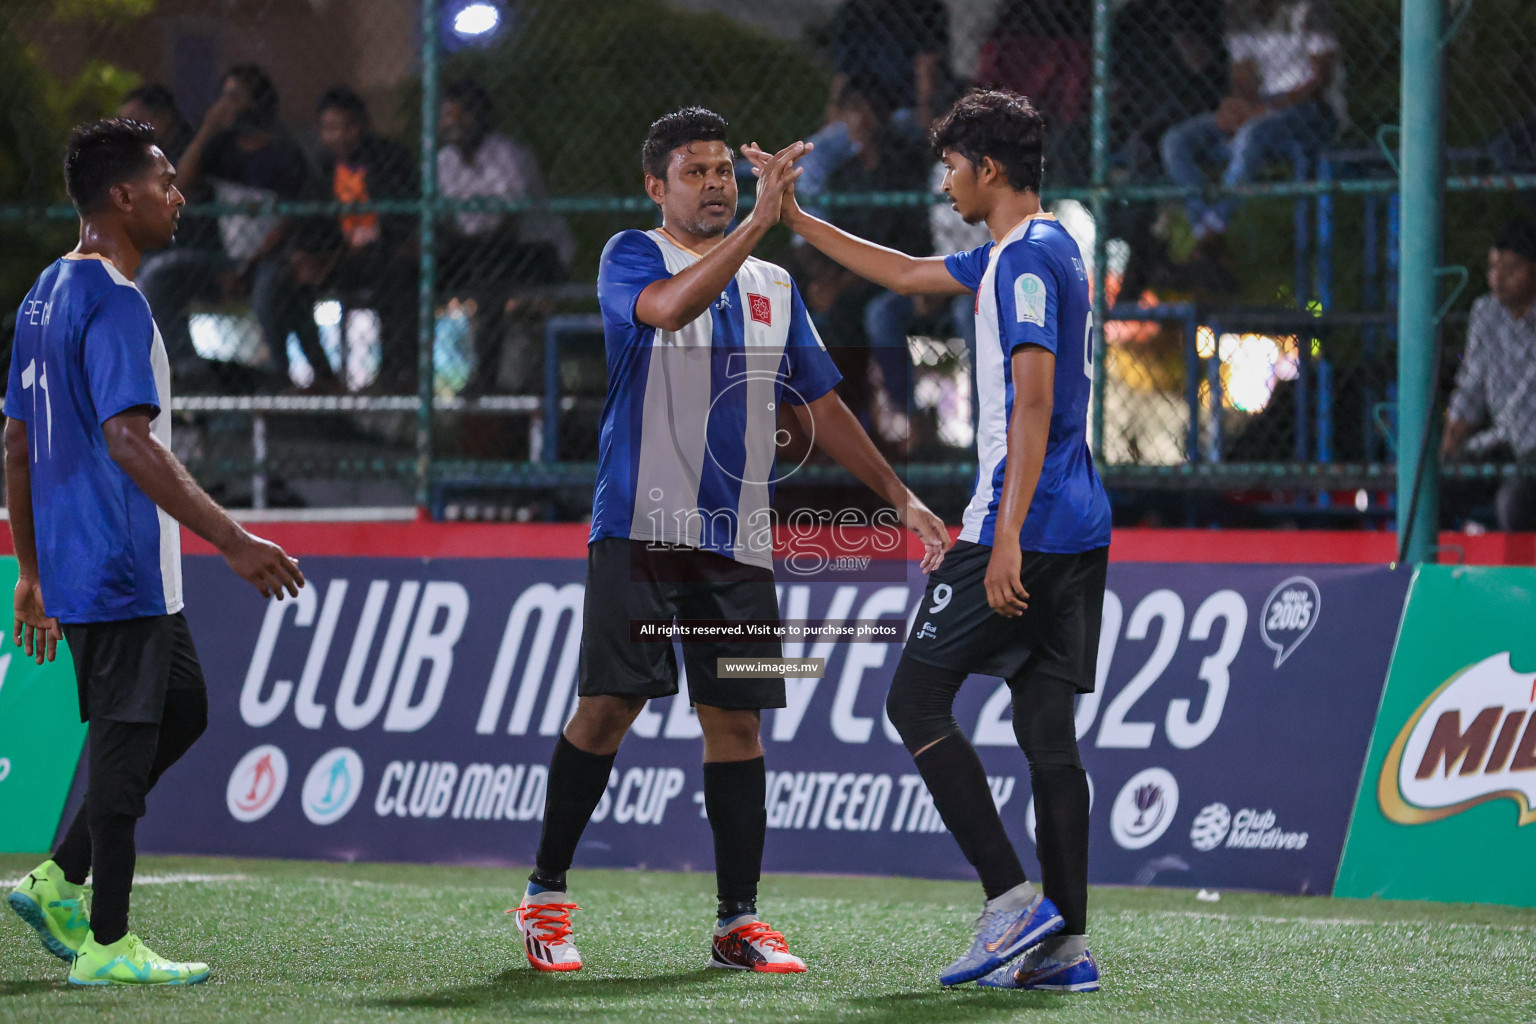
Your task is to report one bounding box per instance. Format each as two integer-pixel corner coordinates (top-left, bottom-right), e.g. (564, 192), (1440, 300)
(4, 254), (182, 623)
(590, 229), (843, 568)
(945, 217), (1111, 553)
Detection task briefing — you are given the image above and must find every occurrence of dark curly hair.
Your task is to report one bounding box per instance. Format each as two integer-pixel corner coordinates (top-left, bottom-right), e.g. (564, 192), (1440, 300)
(642, 106), (728, 181)
(930, 89), (1045, 194)
(63, 118), (158, 213)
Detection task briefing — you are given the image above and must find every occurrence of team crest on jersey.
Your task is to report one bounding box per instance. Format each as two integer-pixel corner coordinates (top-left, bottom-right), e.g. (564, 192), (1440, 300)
(747, 293), (772, 325)
(1014, 273), (1046, 326)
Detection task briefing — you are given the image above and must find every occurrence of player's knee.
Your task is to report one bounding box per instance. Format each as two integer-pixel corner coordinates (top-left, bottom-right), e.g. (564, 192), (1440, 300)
(1011, 678), (1083, 770)
(886, 661), (962, 754)
(696, 706), (762, 758)
(564, 695), (645, 752)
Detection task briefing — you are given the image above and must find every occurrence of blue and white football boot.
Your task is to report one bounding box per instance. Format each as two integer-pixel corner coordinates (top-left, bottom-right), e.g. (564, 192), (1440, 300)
(978, 938), (1100, 992)
(937, 884), (1063, 987)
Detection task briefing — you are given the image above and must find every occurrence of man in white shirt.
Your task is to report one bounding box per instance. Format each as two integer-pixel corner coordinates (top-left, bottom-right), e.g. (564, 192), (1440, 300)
(1159, 0), (1343, 243)
(436, 78), (573, 392)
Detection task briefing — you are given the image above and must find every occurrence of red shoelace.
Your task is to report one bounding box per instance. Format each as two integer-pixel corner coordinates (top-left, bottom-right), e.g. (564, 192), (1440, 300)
(730, 920), (790, 954)
(509, 902), (579, 944)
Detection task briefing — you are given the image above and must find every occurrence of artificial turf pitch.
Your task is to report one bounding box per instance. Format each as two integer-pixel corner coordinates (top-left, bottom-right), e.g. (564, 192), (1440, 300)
(1, 854), (1533, 1023)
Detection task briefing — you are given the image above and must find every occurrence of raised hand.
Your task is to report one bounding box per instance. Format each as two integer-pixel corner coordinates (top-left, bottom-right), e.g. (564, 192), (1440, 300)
(745, 140), (811, 229)
(13, 575), (60, 665)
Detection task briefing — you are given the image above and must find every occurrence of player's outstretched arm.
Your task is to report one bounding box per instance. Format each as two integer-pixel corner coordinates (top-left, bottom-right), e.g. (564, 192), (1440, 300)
(635, 141), (809, 332)
(790, 391), (951, 573)
(984, 347), (1054, 618)
(4, 418), (61, 664)
(739, 143), (968, 298)
(101, 408), (305, 601)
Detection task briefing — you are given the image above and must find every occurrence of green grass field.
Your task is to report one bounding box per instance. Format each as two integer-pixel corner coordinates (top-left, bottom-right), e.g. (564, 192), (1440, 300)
(2, 854), (1534, 1024)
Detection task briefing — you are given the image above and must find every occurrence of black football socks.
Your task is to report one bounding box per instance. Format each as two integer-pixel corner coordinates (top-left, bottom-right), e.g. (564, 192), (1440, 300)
(913, 734), (1029, 900)
(529, 735), (616, 893)
(703, 756), (766, 921)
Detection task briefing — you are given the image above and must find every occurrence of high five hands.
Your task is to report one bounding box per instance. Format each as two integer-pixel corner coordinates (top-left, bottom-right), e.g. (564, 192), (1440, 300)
(743, 141), (810, 228)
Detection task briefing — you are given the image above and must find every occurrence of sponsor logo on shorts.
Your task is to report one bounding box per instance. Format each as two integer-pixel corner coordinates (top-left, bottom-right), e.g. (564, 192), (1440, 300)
(1110, 768), (1178, 849)
(1260, 576), (1320, 668)
(227, 744), (288, 822)
(1380, 651), (1536, 827)
(915, 622), (938, 640)
(302, 747), (365, 826)
(1189, 802), (1308, 851)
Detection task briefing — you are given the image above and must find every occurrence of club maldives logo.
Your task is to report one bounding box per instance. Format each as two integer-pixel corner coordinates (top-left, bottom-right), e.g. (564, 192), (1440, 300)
(226, 745), (289, 823)
(1110, 768), (1179, 850)
(1260, 576), (1320, 668)
(1379, 652), (1536, 826)
(302, 747), (365, 826)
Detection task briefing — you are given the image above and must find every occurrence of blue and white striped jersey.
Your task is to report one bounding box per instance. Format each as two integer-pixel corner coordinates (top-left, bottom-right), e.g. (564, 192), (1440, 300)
(945, 216), (1111, 553)
(590, 229), (842, 568)
(4, 254), (182, 623)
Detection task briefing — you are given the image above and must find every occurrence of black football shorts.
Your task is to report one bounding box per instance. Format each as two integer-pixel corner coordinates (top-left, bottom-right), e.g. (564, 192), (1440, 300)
(578, 538), (786, 710)
(902, 540), (1109, 691)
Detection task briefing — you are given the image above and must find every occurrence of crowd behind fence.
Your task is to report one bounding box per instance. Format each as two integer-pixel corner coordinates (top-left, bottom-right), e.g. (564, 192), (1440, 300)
(1, 0), (1534, 529)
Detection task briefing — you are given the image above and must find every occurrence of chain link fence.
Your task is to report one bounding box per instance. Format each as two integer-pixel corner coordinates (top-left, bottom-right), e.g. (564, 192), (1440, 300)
(2, 0), (1533, 525)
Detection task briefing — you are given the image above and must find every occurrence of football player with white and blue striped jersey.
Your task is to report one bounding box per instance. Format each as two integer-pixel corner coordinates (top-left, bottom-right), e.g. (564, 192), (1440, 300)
(749, 90), (1108, 993)
(516, 107), (950, 977)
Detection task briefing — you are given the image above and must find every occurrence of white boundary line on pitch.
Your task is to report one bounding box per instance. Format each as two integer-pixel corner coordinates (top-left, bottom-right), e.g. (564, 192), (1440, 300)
(1, 873), (248, 888)
(1131, 909), (1536, 933)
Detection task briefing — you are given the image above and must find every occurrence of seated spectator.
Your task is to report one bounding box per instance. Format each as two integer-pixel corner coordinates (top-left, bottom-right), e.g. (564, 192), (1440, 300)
(1109, 0), (1228, 295)
(437, 77), (572, 394)
(117, 85), (222, 381)
(819, 82), (934, 440)
(829, 0), (952, 129)
(139, 64), (337, 390)
(298, 86), (419, 392)
(796, 0), (952, 200)
(1441, 219), (1536, 531)
(975, 0), (1092, 183)
(1487, 111), (1536, 174)
(1159, 0), (1343, 246)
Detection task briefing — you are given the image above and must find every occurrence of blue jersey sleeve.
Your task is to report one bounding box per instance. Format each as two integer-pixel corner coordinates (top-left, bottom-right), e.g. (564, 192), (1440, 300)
(4, 299), (31, 422)
(781, 285), (842, 405)
(944, 241), (992, 292)
(83, 285), (160, 424)
(597, 230), (669, 329)
(995, 242), (1059, 356)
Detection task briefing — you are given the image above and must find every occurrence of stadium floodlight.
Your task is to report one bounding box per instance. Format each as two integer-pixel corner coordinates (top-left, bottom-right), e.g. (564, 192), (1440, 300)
(452, 2), (501, 38)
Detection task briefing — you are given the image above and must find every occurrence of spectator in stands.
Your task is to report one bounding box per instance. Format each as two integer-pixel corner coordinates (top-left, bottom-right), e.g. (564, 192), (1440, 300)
(1442, 218), (1536, 531)
(1109, 0), (1228, 295)
(1487, 112), (1536, 174)
(795, 0), (952, 206)
(301, 86), (419, 392)
(140, 64), (338, 390)
(824, 82), (935, 438)
(437, 77), (571, 394)
(975, 0), (1093, 183)
(117, 85), (221, 383)
(829, 0), (951, 130)
(1159, 0), (1343, 245)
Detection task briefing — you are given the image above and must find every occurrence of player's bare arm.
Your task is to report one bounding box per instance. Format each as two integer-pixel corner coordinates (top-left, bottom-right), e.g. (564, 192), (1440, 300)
(635, 141), (809, 331)
(4, 418), (62, 664)
(101, 408), (304, 600)
(789, 391), (951, 573)
(739, 141), (967, 297)
(983, 346), (1054, 618)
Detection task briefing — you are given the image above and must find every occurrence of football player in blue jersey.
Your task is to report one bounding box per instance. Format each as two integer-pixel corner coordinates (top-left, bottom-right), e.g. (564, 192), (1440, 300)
(4, 119), (304, 986)
(744, 89), (1109, 993)
(514, 107), (950, 975)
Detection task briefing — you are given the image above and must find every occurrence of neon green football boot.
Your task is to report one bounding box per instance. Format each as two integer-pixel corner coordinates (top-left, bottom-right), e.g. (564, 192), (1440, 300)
(7, 859), (89, 962)
(68, 931), (210, 987)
